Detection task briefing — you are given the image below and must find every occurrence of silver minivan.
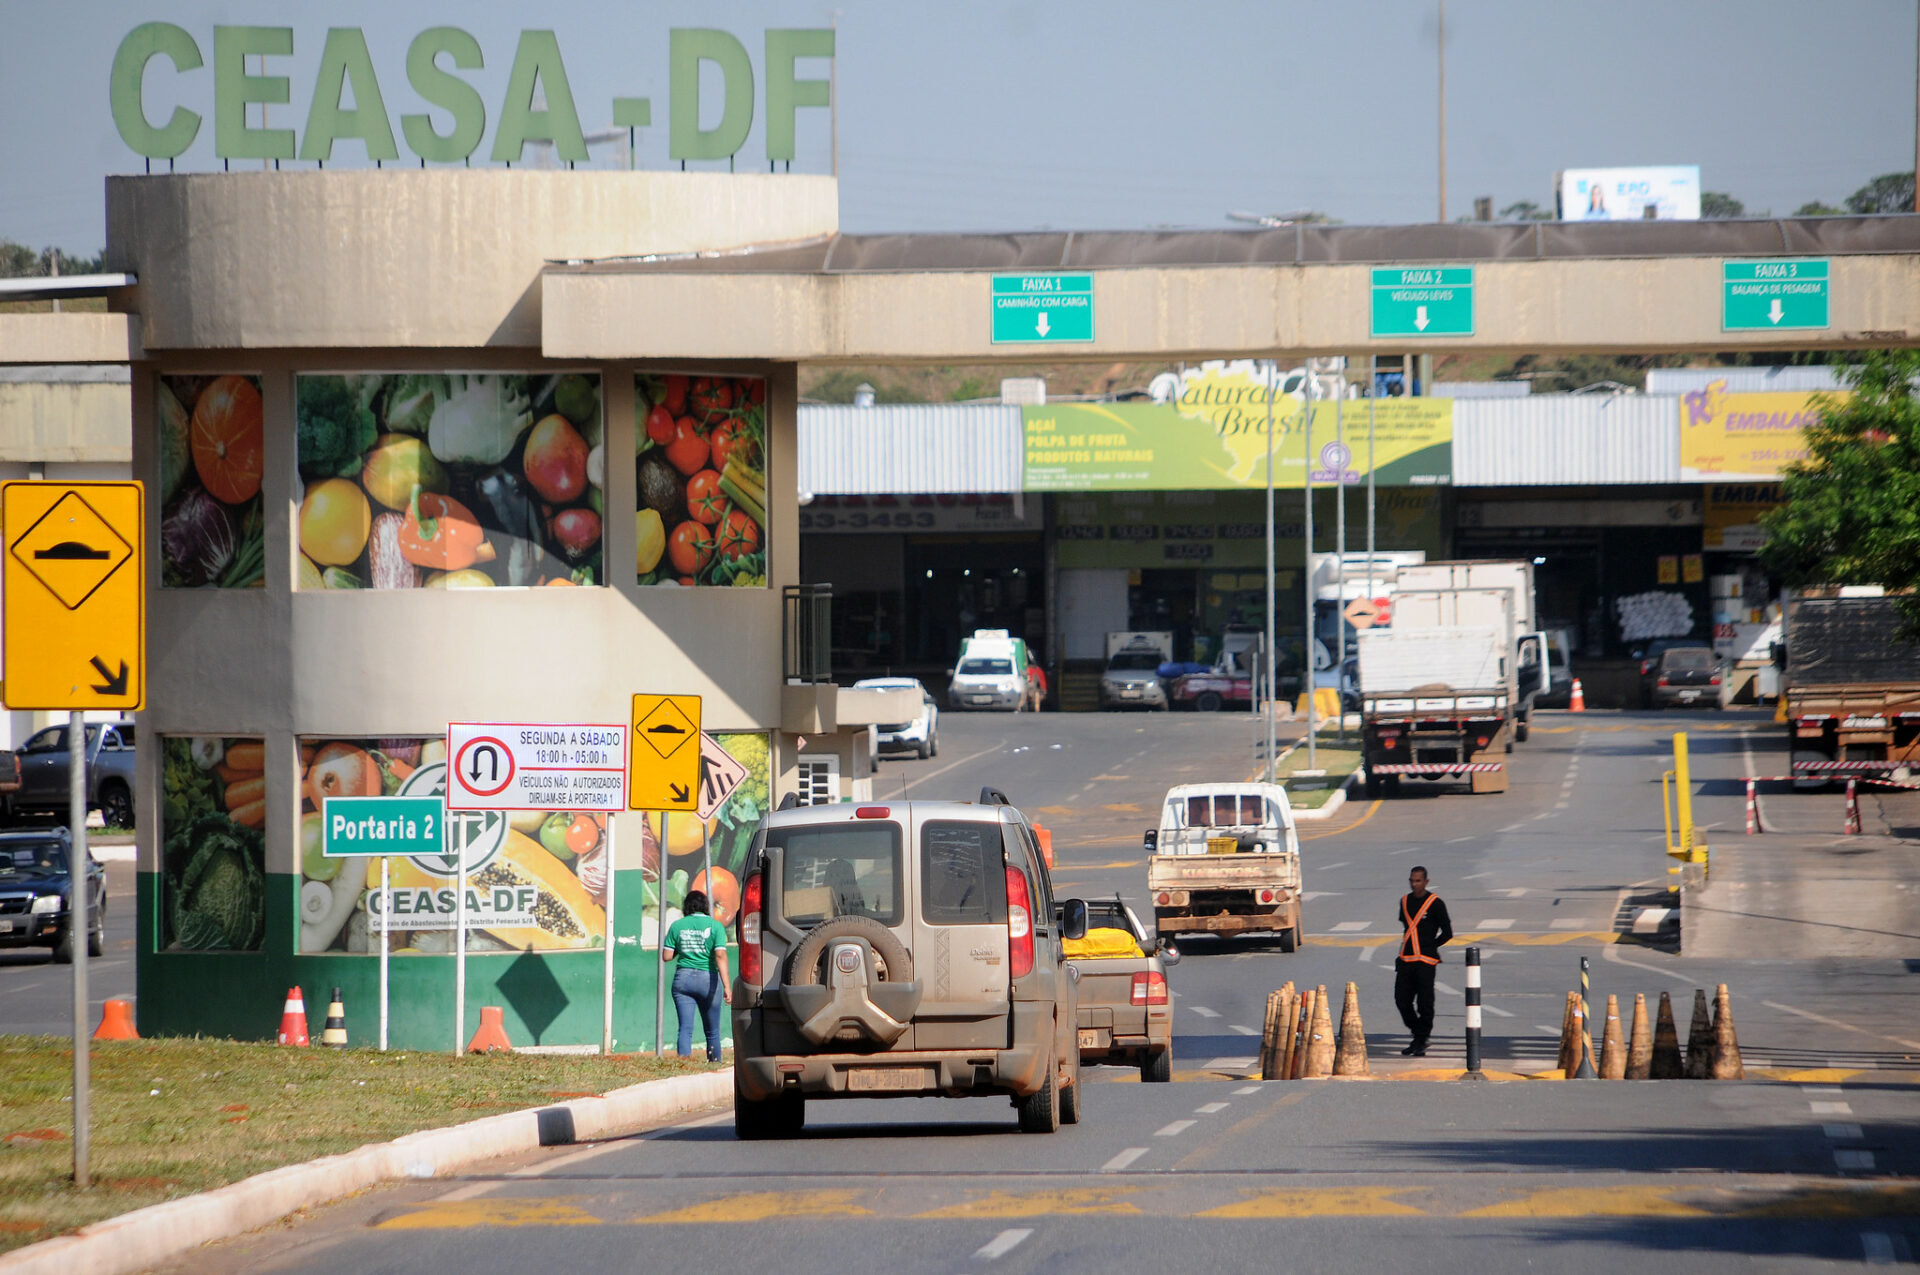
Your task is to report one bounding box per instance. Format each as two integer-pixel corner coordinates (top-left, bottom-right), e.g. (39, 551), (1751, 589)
(731, 788), (1087, 1137)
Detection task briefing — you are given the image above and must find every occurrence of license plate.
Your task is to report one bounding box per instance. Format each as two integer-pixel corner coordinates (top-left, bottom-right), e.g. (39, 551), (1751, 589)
(847, 1066), (934, 1092)
(0, 920), (12, 933)
(1679, 691), (1700, 701)
(1121, 688), (1140, 697)
(971, 696), (993, 705)
(1078, 1028), (1105, 1050)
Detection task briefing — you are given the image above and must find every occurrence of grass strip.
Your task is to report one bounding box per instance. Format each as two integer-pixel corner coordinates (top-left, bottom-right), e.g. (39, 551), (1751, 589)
(1273, 744), (1363, 810)
(0, 1035), (721, 1253)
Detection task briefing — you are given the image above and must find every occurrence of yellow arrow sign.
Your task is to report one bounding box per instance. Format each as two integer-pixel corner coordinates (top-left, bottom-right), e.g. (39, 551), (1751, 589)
(3, 482), (144, 711)
(629, 693), (701, 811)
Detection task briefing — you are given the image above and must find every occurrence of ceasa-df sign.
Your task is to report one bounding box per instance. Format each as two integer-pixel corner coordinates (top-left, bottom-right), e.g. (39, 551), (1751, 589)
(110, 24), (833, 165)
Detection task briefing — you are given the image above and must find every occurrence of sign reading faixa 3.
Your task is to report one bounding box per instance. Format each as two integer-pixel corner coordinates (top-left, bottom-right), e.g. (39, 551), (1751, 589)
(110, 24), (833, 164)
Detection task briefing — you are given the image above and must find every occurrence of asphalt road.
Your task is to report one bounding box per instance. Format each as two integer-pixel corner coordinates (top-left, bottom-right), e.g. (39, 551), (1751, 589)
(0, 856), (136, 1034)
(142, 707), (1920, 1274)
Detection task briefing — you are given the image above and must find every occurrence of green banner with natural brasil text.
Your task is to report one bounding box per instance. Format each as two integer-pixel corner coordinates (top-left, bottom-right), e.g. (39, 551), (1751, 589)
(1022, 389), (1451, 493)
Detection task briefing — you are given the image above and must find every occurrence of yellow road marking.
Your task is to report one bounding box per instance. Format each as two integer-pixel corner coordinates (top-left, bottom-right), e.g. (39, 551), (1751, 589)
(1032, 805), (1078, 816)
(1090, 774), (1131, 781)
(1464, 1186), (1706, 1218)
(1302, 799), (1382, 840)
(914, 1188), (1143, 1218)
(1748, 1067), (1864, 1083)
(379, 1199), (602, 1229)
(635, 1190), (873, 1224)
(1199, 1187), (1424, 1218)
(1058, 859), (1142, 870)
(1101, 802), (1145, 813)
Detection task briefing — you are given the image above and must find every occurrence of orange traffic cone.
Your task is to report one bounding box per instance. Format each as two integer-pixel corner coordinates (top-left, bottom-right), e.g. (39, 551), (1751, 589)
(93, 998), (138, 1041)
(276, 987), (311, 1047)
(1568, 680), (1587, 713)
(467, 1005), (514, 1053)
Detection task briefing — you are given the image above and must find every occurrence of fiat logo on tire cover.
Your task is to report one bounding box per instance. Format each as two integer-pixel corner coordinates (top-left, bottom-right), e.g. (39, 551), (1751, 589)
(834, 944), (862, 974)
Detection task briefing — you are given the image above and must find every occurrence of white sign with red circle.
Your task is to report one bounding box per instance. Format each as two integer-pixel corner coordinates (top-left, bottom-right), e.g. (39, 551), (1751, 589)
(445, 721), (629, 811)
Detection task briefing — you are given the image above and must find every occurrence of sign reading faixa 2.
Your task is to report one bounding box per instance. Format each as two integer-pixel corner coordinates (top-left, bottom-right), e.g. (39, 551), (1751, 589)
(110, 24), (833, 164)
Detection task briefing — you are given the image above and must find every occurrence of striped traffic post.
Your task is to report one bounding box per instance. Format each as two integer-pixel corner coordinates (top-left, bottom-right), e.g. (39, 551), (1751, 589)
(1575, 956), (1598, 1079)
(1464, 946), (1482, 1073)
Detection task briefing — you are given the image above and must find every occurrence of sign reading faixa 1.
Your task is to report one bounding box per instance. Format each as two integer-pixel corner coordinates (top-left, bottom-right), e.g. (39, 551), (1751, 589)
(110, 24), (833, 165)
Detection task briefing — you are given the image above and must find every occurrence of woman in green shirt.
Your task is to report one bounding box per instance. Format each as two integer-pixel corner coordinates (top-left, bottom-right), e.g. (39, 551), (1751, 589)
(664, 890), (732, 1060)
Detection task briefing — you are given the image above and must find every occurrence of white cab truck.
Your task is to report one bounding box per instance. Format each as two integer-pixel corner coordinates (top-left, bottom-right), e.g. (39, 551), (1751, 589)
(1357, 586), (1543, 797)
(1144, 782), (1303, 951)
(1394, 559), (1548, 735)
(1100, 631), (1174, 710)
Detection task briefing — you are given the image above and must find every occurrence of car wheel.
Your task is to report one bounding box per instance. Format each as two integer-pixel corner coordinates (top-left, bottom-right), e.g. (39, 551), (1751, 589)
(1016, 1052), (1061, 1133)
(99, 782), (134, 831)
(1059, 1052), (1083, 1125)
(1366, 773), (1382, 800)
(88, 898), (105, 958)
(1141, 1046), (1172, 1084)
(929, 734), (938, 758)
(1196, 691), (1223, 713)
(53, 923), (74, 965)
(734, 1082), (805, 1140)
(918, 738), (931, 761)
(1278, 925), (1300, 953)
(1515, 720), (1530, 744)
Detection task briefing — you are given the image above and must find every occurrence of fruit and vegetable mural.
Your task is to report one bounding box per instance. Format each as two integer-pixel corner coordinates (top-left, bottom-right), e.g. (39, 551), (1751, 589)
(158, 375), (267, 589)
(295, 373), (604, 589)
(160, 737), (267, 949)
(295, 736), (608, 954)
(635, 374), (767, 587)
(640, 732), (769, 946)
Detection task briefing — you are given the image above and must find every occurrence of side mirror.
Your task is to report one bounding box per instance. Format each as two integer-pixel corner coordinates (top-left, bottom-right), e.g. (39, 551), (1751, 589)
(1143, 829), (1158, 853)
(1157, 942), (1181, 967)
(1060, 897), (1088, 942)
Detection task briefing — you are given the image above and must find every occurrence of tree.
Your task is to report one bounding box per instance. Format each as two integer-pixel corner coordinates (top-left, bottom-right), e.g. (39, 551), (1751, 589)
(1760, 351), (1920, 632)
(0, 239), (103, 278)
(1794, 200), (1845, 217)
(1845, 171), (1915, 215)
(1700, 191), (1746, 219)
(1498, 200), (1552, 221)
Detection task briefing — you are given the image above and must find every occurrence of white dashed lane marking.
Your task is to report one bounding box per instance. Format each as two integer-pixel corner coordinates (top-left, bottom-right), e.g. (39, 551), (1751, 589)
(1824, 1123), (1864, 1140)
(1228, 1025), (1258, 1036)
(1100, 1147), (1148, 1172)
(1330, 921), (1372, 932)
(1188, 1005), (1221, 1019)
(974, 1228), (1033, 1262)
(1156, 1120), (1196, 1137)
(1194, 1102), (1229, 1114)
(1811, 1101), (1853, 1115)
(1835, 1150), (1877, 1171)
(1234, 1085), (1263, 1095)
(1476, 919), (1515, 930)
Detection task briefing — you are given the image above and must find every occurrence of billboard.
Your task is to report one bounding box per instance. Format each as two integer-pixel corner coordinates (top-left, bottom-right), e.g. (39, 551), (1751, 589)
(1556, 166), (1701, 221)
(1022, 364), (1450, 493)
(1679, 380), (1841, 481)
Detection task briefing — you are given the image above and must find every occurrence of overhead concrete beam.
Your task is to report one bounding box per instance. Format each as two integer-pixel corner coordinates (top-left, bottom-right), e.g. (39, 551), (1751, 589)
(0, 313), (145, 364)
(544, 254), (1920, 363)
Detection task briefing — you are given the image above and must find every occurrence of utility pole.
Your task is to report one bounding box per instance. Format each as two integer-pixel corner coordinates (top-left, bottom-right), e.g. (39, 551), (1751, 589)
(1437, 0), (1448, 223)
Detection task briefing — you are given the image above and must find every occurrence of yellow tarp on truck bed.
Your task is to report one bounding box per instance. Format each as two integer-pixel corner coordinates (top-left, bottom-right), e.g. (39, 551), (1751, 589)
(1063, 927), (1145, 960)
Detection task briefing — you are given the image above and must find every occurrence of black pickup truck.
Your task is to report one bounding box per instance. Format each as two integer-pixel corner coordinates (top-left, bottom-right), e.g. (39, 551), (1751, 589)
(0, 829), (106, 962)
(7, 721), (136, 828)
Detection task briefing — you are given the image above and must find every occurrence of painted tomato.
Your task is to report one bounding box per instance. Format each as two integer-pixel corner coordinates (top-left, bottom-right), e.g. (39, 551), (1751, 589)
(667, 520), (715, 575)
(709, 418), (756, 472)
(690, 377), (733, 423)
(645, 404), (675, 446)
(665, 417), (709, 475)
(745, 379), (766, 406)
(717, 508), (761, 560)
(685, 470), (726, 525)
(662, 375), (689, 415)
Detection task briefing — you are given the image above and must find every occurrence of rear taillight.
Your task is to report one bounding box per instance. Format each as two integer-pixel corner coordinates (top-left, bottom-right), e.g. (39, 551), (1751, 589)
(1259, 889), (1275, 903)
(1640, 661), (1653, 676)
(1383, 736), (1398, 749)
(1130, 971), (1169, 1005)
(855, 806), (891, 819)
(1006, 865), (1033, 979)
(1657, 676), (1669, 687)
(1155, 891), (1171, 906)
(738, 871), (763, 982)
(1475, 736), (1489, 749)
(1709, 676), (1721, 686)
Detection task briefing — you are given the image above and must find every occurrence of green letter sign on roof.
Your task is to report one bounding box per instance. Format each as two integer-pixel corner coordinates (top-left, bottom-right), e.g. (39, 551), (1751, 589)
(110, 22), (203, 159)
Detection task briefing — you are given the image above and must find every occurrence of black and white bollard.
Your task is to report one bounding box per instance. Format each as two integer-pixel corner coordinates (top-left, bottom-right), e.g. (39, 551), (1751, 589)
(1464, 946), (1482, 1073)
(1575, 956), (1598, 1079)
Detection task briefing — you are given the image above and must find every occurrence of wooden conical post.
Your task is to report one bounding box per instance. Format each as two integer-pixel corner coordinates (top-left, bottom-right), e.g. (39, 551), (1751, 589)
(1709, 984), (1745, 1080)
(1598, 993), (1625, 1079)
(1333, 981), (1370, 1076)
(1649, 990), (1684, 1079)
(1684, 989), (1713, 1079)
(1304, 984), (1336, 1077)
(1625, 992), (1652, 1080)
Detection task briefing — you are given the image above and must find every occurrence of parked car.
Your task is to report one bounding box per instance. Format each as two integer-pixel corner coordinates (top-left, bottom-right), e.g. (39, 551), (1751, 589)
(0, 829), (106, 962)
(1649, 646), (1727, 709)
(947, 630), (1034, 711)
(1099, 647), (1169, 711)
(731, 787), (1088, 1137)
(1060, 893), (1176, 1082)
(1633, 638), (1703, 708)
(10, 722), (136, 828)
(854, 677), (940, 759)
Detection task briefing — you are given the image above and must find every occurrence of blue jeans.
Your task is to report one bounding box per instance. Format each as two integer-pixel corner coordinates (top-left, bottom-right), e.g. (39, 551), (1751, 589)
(672, 967), (724, 1060)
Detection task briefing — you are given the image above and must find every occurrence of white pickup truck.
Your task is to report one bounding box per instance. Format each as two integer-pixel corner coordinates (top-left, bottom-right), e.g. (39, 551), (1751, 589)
(1144, 782), (1303, 951)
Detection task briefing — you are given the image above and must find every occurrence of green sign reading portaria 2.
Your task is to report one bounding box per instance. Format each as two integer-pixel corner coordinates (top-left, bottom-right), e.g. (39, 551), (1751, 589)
(110, 24), (834, 164)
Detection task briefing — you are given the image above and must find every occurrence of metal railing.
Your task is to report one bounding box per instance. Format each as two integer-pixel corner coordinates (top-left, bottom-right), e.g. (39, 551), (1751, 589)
(783, 584), (832, 684)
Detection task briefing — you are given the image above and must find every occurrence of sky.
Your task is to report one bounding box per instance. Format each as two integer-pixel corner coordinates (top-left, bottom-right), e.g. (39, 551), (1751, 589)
(2, 0), (1915, 254)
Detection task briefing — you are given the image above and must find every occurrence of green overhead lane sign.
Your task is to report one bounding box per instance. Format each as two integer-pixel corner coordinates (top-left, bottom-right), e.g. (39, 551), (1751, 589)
(1723, 259), (1829, 331)
(992, 274), (1094, 344)
(1371, 266), (1474, 337)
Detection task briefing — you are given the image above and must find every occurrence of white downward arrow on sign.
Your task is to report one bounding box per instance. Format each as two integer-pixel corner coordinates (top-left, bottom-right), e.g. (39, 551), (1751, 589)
(1768, 298), (1785, 324)
(1414, 305), (1430, 331)
(1036, 312), (1051, 337)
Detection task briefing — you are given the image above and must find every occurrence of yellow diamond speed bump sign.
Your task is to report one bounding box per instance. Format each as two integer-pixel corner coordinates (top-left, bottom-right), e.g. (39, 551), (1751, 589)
(2, 482), (144, 711)
(629, 693), (701, 811)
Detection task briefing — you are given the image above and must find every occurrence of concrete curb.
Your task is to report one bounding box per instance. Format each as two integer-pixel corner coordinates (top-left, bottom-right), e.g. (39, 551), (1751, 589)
(0, 1067), (732, 1275)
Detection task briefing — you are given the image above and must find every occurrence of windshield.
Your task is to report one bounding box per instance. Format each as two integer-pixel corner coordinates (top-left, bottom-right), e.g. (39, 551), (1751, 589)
(1178, 794), (1273, 828)
(1662, 649), (1715, 670)
(1107, 653), (1161, 672)
(0, 842), (67, 873)
(771, 823), (903, 927)
(958, 659), (1013, 676)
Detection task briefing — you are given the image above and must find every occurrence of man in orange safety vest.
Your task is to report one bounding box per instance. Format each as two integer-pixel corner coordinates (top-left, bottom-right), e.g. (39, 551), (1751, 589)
(1394, 865), (1454, 1057)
